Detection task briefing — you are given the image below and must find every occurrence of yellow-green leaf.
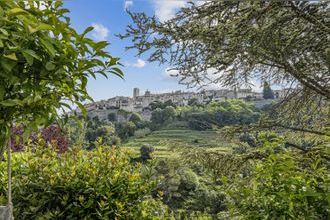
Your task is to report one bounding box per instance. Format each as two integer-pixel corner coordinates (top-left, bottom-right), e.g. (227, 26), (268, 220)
(4, 53), (17, 61)
(8, 8), (28, 16)
(45, 62), (56, 71)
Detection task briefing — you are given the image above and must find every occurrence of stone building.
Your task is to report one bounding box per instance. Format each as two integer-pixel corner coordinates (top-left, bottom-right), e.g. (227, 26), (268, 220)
(81, 87), (287, 120)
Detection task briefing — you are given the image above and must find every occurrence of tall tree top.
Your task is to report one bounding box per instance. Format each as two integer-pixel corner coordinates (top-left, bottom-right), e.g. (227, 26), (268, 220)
(121, 1), (329, 99)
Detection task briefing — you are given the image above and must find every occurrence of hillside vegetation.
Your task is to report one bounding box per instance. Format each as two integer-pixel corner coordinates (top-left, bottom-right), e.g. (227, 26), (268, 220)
(124, 128), (232, 158)
(0, 1), (329, 219)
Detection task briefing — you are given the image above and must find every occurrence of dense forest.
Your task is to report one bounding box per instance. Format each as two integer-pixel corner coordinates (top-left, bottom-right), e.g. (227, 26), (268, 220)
(0, 1), (329, 219)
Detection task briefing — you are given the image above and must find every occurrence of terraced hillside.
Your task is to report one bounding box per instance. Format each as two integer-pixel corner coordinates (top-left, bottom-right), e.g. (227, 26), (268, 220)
(123, 129), (234, 158)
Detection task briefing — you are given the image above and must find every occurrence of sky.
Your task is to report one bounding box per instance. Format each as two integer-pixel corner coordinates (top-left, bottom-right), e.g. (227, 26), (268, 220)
(64, 0), (270, 102)
(64, 0), (199, 101)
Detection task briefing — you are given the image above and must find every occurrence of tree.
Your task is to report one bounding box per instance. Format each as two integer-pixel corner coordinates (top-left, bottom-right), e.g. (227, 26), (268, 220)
(150, 108), (164, 125)
(149, 100), (176, 110)
(0, 1), (123, 157)
(263, 82), (274, 99)
(163, 106), (176, 121)
(121, 1), (329, 99)
(164, 100), (176, 108)
(115, 122), (136, 140)
(129, 112), (142, 124)
(149, 101), (164, 110)
(188, 98), (199, 106)
(107, 112), (117, 122)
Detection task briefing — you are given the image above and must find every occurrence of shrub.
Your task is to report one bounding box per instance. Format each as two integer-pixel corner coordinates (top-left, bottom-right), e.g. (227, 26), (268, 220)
(134, 128), (151, 138)
(115, 122), (136, 140)
(129, 113), (142, 125)
(187, 112), (214, 130)
(10, 124), (68, 153)
(225, 147), (330, 219)
(232, 145), (248, 154)
(151, 108), (164, 125)
(0, 146), (153, 219)
(108, 135), (121, 146)
(239, 133), (257, 148)
(107, 112), (117, 122)
(140, 144), (154, 161)
(85, 125), (116, 148)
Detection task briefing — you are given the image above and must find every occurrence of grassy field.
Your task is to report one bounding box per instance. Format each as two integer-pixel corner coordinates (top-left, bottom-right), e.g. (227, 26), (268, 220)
(122, 128), (234, 158)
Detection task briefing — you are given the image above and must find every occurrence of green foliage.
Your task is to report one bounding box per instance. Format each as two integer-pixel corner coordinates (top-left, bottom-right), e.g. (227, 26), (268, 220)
(225, 148), (330, 219)
(107, 112), (117, 122)
(186, 112), (214, 131)
(180, 132), (330, 218)
(115, 121), (136, 140)
(150, 106), (177, 128)
(122, 1), (329, 99)
(239, 133), (257, 148)
(210, 100), (260, 125)
(134, 128), (151, 138)
(188, 98), (199, 106)
(149, 100), (176, 110)
(0, 1), (122, 156)
(179, 99), (260, 130)
(66, 118), (87, 147)
(108, 135), (121, 146)
(85, 125), (118, 148)
(140, 144), (154, 162)
(263, 81), (275, 99)
(0, 146), (153, 219)
(129, 112), (142, 124)
(163, 106), (176, 121)
(151, 108), (165, 125)
(154, 160), (226, 215)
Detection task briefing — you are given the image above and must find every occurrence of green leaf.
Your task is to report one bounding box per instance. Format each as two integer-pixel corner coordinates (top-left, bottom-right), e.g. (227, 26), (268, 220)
(0, 28), (8, 36)
(0, 86), (4, 101)
(0, 59), (16, 73)
(94, 41), (109, 50)
(22, 49), (41, 61)
(59, 102), (72, 111)
(110, 67), (124, 79)
(29, 23), (53, 34)
(4, 53), (17, 61)
(82, 27), (94, 37)
(81, 77), (87, 89)
(37, 23), (53, 31)
(40, 38), (56, 57)
(22, 51), (33, 65)
(7, 8), (28, 17)
(109, 57), (119, 66)
(0, 39), (3, 48)
(76, 102), (87, 117)
(0, 99), (23, 107)
(46, 62), (56, 71)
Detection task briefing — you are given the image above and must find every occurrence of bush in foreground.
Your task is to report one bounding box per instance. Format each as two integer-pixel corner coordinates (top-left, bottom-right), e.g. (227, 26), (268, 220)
(0, 146), (154, 219)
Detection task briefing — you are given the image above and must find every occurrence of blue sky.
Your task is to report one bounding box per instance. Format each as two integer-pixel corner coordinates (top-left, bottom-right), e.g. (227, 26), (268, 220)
(64, 0), (196, 101)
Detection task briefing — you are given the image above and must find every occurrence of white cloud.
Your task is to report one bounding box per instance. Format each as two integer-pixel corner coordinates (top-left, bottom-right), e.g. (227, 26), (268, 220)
(126, 59), (147, 68)
(133, 59), (146, 68)
(162, 68), (180, 82)
(152, 0), (208, 22)
(124, 0), (133, 10)
(91, 23), (109, 41)
(152, 0), (186, 22)
(163, 67), (232, 90)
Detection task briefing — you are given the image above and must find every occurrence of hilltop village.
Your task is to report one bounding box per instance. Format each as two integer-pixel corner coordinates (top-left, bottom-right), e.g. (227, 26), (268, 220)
(83, 88), (286, 121)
